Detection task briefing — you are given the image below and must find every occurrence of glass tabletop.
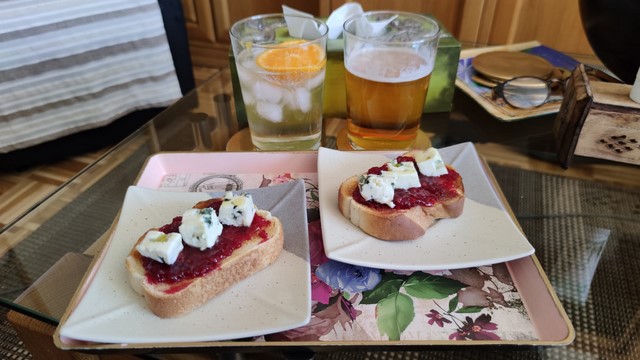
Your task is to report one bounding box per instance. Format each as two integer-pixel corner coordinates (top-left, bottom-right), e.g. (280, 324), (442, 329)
(1, 66), (639, 359)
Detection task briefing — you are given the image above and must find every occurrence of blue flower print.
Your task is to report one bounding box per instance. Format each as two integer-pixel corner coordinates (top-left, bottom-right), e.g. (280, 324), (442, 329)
(315, 260), (381, 293)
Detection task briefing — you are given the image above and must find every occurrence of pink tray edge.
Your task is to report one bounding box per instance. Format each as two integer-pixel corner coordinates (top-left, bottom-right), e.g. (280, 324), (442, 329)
(55, 150), (573, 350)
(138, 151), (573, 344)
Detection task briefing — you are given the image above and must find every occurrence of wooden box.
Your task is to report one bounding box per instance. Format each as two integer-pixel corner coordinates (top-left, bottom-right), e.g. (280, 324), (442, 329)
(555, 64), (640, 168)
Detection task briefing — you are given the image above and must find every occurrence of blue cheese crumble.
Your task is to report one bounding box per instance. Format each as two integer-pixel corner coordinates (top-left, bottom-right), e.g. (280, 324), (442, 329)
(415, 148), (448, 176)
(136, 230), (183, 265)
(383, 160), (421, 189)
(218, 191), (257, 227)
(179, 208), (223, 250)
(358, 174), (396, 208)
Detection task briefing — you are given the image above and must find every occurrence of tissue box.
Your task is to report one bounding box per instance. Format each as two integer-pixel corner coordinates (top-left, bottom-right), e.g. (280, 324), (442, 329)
(229, 15), (460, 126)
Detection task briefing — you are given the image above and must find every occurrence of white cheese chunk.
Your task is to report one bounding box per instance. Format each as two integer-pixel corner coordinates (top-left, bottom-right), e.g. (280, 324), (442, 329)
(358, 174), (395, 208)
(179, 208), (223, 250)
(218, 191), (256, 227)
(414, 148), (449, 177)
(383, 160), (421, 189)
(136, 230), (183, 265)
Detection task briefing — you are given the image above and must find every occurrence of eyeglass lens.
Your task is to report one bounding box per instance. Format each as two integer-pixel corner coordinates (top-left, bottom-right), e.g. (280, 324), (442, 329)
(502, 77), (550, 109)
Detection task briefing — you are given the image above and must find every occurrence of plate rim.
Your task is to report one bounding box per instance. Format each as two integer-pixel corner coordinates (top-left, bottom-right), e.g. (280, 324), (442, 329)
(58, 181), (311, 344)
(317, 143), (535, 270)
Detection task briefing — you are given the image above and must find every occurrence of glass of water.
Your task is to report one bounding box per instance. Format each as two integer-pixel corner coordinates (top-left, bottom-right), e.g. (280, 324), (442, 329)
(230, 14), (328, 150)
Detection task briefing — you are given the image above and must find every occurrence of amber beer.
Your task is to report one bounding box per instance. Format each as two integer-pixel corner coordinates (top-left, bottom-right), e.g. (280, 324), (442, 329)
(345, 47), (432, 150)
(343, 11), (439, 150)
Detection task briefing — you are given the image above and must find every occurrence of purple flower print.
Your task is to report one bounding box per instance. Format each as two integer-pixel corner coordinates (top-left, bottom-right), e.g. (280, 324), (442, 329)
(311, 273), (333, 304)
(315, 260), (381, 293)
(426, 309), (452, 327)
(308, 219), (328, 266)
(449, 314), (500, 340)
(340, 295), (359, 321)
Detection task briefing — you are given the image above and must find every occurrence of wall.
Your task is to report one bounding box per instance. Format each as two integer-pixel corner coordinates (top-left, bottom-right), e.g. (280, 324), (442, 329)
(181, 0), (596, 68)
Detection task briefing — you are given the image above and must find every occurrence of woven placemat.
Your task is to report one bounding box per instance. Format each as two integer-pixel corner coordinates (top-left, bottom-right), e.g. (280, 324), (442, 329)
(0, 307), (30, 360)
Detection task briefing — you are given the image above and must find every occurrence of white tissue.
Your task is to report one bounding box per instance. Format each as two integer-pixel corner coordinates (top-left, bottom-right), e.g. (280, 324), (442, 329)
(283, 3), (369, 40)
(283, 3), (397, 40)
(282, 5), (324, 39)
(326, 3), (364, 39)
(354, 14), (398, 37)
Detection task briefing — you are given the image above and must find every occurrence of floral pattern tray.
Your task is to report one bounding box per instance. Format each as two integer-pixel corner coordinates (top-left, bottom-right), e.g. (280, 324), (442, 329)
(55, 147), (574, 351)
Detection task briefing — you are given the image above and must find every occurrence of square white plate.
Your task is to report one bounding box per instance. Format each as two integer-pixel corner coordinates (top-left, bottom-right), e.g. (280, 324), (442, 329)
(59, 180), (311, 344)
(318, 142), (535, 270)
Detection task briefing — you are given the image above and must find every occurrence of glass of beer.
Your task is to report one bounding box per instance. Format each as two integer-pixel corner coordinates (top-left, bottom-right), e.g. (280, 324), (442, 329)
(230, 14), (328, 151)
(343, 12), (440, 150)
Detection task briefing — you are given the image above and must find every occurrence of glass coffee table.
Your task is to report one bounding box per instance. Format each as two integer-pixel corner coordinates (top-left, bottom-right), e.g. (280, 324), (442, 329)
(1, 67), (639, 360)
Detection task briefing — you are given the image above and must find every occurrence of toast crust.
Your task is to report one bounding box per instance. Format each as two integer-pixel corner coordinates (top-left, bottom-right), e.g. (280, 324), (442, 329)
(338, 154), (464, 241)
(125, 209), (283, 318)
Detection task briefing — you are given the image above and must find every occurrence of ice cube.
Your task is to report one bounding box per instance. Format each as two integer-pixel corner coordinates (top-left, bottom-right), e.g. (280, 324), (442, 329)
(241, 88), (254, 105)
(254, 81), (283, 103)
(237, 67), (255, 87)
(238, 57), (260, 86)
(294, 87), (311, 112)
(305, 69), (325, 90)
(256, 101), (283, 123)
(282, 89), (297, 109)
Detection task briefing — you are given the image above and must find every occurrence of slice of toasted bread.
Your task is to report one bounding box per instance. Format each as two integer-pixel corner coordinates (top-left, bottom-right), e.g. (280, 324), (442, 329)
(338, 154), (464, 241)
(125, 209), (283, 318)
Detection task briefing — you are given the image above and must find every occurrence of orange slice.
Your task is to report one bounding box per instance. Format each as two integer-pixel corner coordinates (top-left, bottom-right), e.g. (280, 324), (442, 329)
(256, 40), (325, 81)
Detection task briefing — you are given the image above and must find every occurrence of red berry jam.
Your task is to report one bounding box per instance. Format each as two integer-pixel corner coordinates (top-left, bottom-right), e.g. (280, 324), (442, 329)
(353, 155), (462, 210)
(158, 216), (182, 233)
(141, 199), (271, 286)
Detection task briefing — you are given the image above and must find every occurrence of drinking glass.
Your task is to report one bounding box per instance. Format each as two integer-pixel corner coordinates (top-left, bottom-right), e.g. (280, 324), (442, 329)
(230, 14), (328, 151)
(343, 11), (440, 150)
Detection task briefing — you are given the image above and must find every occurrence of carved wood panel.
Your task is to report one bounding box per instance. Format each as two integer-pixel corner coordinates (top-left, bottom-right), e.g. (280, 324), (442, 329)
(458, 0), (595, 57)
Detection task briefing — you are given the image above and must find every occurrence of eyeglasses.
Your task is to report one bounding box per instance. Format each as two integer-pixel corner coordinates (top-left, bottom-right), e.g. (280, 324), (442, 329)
(491, 76), (565, 109)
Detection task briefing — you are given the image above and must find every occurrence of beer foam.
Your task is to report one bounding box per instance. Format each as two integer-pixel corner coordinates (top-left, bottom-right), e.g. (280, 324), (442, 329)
(345, 47), (432, 83)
